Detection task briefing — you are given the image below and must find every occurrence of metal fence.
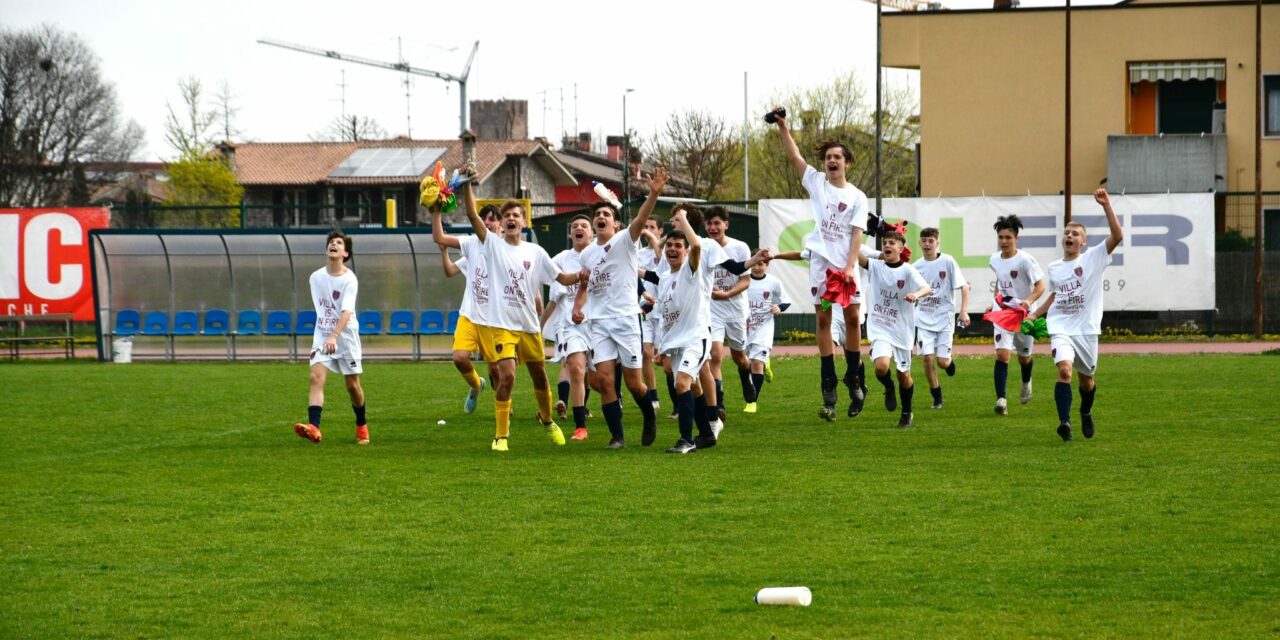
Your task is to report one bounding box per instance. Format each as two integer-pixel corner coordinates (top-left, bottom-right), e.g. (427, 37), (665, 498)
(101, 196), (1275, 337)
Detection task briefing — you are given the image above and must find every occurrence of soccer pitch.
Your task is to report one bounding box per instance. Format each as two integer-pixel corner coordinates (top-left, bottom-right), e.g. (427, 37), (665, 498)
(2, 355), (1276, 639)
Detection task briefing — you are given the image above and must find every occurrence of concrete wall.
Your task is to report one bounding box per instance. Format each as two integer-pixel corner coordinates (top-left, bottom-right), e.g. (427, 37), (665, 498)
(1107, 133), (1227, 193)
(884, 3), (1280, 197)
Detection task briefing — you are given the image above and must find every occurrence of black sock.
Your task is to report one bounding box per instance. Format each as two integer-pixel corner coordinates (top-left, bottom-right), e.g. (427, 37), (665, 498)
(676, 390), (695, 441)
(572, 405), (588, 428)
(751, 373), (765, 402)
(705, 402), (720, 424)
(876, 370), (894, 391)
(714, 379), (724, 411)
(1080, 385), (1097, 415)
(603, 400), (624, 439)
(647, 388), (659, 404)
(739, 368), (754, 402)
(584, 387), (592, 405)
(930, 386), (943, 403)
(858, 359), (867, 391)
(631, 388), (656, 420)
(994, 361), (1009, 398)
(820, 354), (837, 387)
(308, 405), (322, 428)
(557, 380), (570, 406)
(613, 368), (623, 398)
(665, 374), (677, 407)
(843, 348), (861, 384)
(352, 404), (366, 427)
(1054, 381), (1073, 423)
(944, 360), (956, 376)
(1021, 360), (1034, 384)
(693, 395), (712, 437)
(900, 383), (914, 413)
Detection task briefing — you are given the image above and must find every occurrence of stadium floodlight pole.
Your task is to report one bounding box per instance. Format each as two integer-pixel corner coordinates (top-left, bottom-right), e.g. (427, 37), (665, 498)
(623, 88), (635, 215)
(1064, 0), (1072, 225)
(1254, 0), (1264, 338)
(875, 0), (883, 217)
(257, 38), (479, 135)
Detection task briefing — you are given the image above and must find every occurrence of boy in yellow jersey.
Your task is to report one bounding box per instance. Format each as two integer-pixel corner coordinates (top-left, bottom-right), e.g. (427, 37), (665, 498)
(432, 202), (502, 413)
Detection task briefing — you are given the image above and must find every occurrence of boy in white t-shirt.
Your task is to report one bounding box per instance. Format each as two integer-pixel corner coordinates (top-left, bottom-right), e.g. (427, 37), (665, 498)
(857, 230), (931, 428)
(742, 259), (790, 413)
(913, 227), (971, 410)
(541, 214), (595, 441)
(705, 206), (753, 422)
(988, 215), (1047, 415)
(464, 187), (583, 452)
(769, 106), (870, 422)
(654, 222), (713, 454)
(636, 217), (665, 413)
(1029, 188), (1123, 442)
(293, 231), (369, 445)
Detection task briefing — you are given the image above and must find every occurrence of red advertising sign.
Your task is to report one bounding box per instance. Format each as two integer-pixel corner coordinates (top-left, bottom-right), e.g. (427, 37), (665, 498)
(1, 208), (110, 320)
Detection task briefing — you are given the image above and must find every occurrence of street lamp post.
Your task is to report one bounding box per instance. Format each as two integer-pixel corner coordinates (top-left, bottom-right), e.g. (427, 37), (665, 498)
(623, 88), (634, 214)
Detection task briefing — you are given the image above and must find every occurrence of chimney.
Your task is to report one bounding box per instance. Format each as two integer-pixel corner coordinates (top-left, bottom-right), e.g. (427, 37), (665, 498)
(460, 129), (477, 166)
(606, 135), (626, 162)
(577, 131), (592, 152)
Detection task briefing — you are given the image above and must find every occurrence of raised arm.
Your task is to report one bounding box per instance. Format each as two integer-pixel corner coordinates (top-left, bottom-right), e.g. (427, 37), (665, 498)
(439, 246), (461, 277)
(431, 208), (460, 249)
(628, 166), (670, 242)
(462, 181), (486, 243)
(771, 106), (808, 178)
(640, 229), (661, 252)
(671, 210), (701, 273)
(1095, 188), (1124, 254)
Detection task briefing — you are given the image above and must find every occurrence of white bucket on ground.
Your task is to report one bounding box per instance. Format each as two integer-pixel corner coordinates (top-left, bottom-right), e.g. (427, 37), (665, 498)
(755, 586), (812, 606)
(112, 337), (133, 364)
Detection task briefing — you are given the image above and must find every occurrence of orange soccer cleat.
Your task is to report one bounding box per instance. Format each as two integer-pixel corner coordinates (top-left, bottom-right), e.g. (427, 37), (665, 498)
(355, 425), (370, 445)
(294, 422), (322, 443)
(571, 427), (589, 441)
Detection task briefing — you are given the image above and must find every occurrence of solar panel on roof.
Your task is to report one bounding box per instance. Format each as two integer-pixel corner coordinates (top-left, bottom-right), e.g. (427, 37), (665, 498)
(329, 147), (447, 178)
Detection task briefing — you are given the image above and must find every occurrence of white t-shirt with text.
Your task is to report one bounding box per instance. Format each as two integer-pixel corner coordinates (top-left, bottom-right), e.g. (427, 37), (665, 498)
(912, 253), (968, 331)
(801, 165), (869, 268)
(865, 258), (928, 350)
(309, 266), (361, 360)
(1046, 243), (1112, 336)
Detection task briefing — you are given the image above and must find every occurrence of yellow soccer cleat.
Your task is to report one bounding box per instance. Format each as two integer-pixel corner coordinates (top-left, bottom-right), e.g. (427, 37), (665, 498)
(764, 360), (774, 383)
(491, 437), (509, 452)
(542, 419), (566, 446)
(742, 402), (758, 414)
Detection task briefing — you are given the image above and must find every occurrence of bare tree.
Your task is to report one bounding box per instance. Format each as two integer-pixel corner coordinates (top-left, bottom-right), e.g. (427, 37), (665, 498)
(646, 110), (743, 200)
(310, 114), (388, 142)
(736, 71), (918, 201)
(164, 76), (216, 158)
(212, 80), (243, 142)
(0, 24), (145, 207)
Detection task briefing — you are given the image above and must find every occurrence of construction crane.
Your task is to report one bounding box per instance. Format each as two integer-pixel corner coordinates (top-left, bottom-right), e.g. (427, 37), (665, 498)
(870, 0), (946, 10)
(258, 38), (480, 135)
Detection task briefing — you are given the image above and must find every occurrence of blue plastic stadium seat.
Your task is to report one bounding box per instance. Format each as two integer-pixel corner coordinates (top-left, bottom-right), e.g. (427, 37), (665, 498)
(171, 311), (198, 336)
(113, 309), (142, 337)
(201, 309), (230, 336)
(358, 310), (383, 335)
(294, 310), (317, 335)
(234, 310), (262, 336)
(387, 310), (414, 335)
(264, 310), (292, 336)
(446, 310), (460, 334)
(140, 311), (169, 336)
(419, 310), (445, 335)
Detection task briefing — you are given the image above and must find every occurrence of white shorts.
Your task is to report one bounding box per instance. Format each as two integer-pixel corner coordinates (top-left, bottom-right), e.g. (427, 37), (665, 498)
(808, 252), (863, 306)
(310, 350), (363, 375)
(641, 314), (660, 346)
(871, 339), (912, 373)
(588, 315), (644, 369)
(994, 326), (1034, 357)
(1051, 334), (1099, 377)
(916, 325), (954, 359)
(746, 342), (772, 363)
(552, 324), (590, 363)
(663, 338), (710, 380)
(710, 316), (747, 351)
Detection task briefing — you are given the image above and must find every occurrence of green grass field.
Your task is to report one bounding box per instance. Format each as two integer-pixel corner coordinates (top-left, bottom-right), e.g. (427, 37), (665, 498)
(2, 355), (1277, 639)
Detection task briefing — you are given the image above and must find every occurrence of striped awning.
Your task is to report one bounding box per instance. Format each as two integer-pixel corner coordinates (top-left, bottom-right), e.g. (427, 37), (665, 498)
(1129, 60), (1225, 83)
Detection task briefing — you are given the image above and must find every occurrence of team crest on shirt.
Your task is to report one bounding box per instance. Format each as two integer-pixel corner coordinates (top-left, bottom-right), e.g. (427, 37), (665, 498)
(811, 286), (818, 295)
(523, 260), (531, 270)
(1010, 270), (1019, 279)
(332, 291), (340, 300)
(939, 272), (946, 280)
(763, 291), (770, 299)
(838, 202), (847, 212)
(896, 280), (905, 289)
(1074, 266), (1083, 277)
(604, 244), (612, 253)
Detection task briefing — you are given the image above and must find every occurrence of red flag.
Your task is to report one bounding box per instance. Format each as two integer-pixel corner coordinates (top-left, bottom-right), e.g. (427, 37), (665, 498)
(823, 268), (859, 309)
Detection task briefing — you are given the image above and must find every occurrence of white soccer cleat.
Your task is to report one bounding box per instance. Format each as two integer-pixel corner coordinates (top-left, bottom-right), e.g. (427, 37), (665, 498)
(1020, 380), (1033, 405)
(995, 397), (1008, 416)
(710, 419), (724, 439)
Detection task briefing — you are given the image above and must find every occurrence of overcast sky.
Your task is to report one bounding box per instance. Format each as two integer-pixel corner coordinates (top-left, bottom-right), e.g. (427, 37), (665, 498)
(4, 0), (1113, 161)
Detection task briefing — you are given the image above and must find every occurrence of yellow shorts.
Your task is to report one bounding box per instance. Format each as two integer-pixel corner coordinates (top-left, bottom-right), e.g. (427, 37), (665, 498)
(491, 328), (545, 363)
(453, 316), (501, 363)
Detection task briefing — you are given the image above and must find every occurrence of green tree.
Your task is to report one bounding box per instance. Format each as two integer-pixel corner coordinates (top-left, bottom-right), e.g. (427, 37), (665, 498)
(165, 154), (242, 227)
